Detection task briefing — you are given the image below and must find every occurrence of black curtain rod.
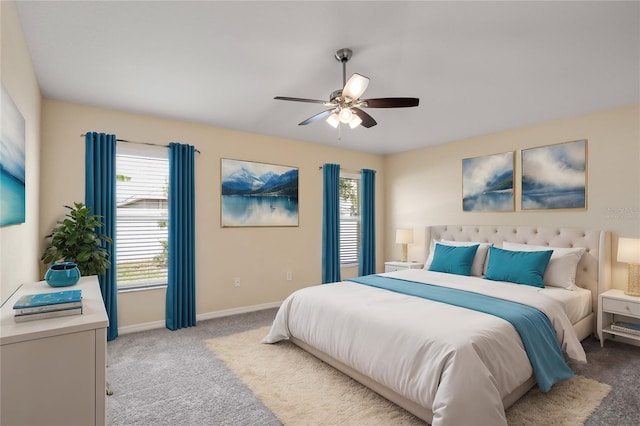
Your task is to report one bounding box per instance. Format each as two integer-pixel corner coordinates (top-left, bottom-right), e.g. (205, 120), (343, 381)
(80, 134), (201, 154)
(318, 166), (376, 174)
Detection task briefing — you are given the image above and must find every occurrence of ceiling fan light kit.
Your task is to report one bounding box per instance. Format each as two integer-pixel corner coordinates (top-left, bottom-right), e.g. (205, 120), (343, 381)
(274, 48), (419, 129)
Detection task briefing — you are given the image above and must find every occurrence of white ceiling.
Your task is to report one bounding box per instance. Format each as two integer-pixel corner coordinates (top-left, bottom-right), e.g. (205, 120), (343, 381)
(15, 1), (640, 155)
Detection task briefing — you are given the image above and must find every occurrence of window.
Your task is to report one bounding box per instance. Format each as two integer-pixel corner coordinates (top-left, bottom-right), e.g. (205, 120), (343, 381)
(116, 145), (169, 289)
(339, 173), (360, 265)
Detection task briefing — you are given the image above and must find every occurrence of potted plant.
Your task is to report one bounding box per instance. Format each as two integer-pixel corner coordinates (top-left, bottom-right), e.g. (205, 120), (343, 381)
(41, 202), (112, 277)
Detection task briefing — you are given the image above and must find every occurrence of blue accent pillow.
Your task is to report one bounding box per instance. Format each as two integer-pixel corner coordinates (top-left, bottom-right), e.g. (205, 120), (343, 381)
(484, 246), (553, 288)
(428, 243), (479, 276)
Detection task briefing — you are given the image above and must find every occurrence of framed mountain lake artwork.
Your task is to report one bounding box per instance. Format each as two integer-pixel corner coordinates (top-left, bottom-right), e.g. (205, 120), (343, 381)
(521, 139), (587, 210)
(1, 83), (26, 226)
(462, 151), (514, 212)
(221, 159), (299, 227)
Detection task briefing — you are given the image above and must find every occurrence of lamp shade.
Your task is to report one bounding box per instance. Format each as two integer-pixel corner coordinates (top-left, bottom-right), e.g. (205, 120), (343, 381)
(339, 108), (353, 123)
(342, 73), (370, 101)
(326, 113), (340, 128)
(348, 115), (362, 129)
(618, 237), (640, 264)
(396, 229), (414, 245)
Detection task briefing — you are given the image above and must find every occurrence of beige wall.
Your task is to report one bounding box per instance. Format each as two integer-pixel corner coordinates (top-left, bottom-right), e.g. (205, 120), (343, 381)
(384, 104), (640, 289)
(0, 1), (42, 303)
(4, 0), (637, 328)
(40, 99), (385, 328)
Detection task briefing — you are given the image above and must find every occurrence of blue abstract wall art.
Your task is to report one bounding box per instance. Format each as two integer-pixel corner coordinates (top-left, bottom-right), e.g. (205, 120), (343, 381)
(522, 139), (587, 210)
(463, 151), (514, 212)
(1, 83), (26, 226)
(221, 159), (298, 227)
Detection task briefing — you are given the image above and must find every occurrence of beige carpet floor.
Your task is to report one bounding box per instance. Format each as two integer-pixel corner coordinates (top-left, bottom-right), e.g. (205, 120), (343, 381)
(207, 327), (611, 426)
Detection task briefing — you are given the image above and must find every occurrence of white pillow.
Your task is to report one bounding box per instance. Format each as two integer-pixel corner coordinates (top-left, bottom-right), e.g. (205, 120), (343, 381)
(424, 239), (492, 277)
(501, 242), (586, 290)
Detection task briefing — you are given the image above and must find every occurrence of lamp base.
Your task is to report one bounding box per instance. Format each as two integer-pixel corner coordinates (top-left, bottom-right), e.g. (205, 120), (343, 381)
(401, 245), (408, 263)
(624, 264), (640, 297)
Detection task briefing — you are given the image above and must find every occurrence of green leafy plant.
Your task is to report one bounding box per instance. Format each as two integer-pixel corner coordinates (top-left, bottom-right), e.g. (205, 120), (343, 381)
(41, 202), (112, 276)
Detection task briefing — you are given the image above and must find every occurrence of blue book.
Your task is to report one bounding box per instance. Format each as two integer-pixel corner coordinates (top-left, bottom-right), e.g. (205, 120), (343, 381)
(13, 289), (82, 310)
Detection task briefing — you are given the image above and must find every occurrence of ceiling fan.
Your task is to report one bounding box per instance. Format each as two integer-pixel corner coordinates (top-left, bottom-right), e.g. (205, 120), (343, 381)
(274, 48), (419, 129)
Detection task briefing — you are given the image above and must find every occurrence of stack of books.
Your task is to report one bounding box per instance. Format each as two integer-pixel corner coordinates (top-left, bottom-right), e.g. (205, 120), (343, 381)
(611, 321), (640, 336)
(13, 289), (83, 322)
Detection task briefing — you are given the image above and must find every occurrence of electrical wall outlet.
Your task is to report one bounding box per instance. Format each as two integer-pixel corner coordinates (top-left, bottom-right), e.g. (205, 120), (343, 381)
(286, 271), (292, 281)
(234, 277), (240, 287)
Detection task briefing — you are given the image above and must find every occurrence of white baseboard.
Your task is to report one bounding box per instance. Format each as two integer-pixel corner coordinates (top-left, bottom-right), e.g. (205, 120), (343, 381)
(117, 301), (282, 336)
(197, 301), (281, 321)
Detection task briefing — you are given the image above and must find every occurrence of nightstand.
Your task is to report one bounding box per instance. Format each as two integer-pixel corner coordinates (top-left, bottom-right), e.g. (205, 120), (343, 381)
(384, 261), (424, 273)
(597, 289), (640, 347)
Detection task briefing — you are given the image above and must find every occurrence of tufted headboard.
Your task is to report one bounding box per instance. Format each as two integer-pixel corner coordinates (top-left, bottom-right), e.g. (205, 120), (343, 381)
(425, 225), (611, 310)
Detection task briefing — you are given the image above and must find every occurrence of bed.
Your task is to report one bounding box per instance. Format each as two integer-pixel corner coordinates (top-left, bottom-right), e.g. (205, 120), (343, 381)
(263, 225), (611, 425)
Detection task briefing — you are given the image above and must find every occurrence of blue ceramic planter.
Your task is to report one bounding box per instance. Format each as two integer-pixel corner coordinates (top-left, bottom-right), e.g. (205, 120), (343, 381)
(45, 262), (81, 287)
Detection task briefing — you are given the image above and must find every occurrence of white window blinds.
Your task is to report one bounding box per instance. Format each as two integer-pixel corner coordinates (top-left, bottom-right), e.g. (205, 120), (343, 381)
(339, 174), (361, 265)
(116, 145), (169, 287)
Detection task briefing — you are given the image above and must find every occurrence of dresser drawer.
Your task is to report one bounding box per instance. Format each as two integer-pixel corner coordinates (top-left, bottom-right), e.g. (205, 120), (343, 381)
(602, 297), (640, 317)
(385, 265), (401, 272)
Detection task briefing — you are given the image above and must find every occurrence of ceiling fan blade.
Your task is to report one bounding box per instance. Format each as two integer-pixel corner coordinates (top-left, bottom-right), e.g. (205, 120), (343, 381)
(361, 97), (420, 108)
(342, 73), (370, 101)
(274, 96), (331, 105)
(298, 109), (335, 126)
(351, 107), (377, 128)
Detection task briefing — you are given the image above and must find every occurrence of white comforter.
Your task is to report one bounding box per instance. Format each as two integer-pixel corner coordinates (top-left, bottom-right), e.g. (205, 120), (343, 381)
(263, 269), (586, 426)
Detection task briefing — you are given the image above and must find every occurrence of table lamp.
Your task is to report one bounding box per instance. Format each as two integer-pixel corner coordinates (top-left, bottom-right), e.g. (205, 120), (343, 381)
(396, 229), (413, 262)
(618, 237), (640, 297)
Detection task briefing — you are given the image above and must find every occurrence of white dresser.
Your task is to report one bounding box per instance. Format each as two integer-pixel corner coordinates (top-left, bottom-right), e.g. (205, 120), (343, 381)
(0, 276), (108, 426)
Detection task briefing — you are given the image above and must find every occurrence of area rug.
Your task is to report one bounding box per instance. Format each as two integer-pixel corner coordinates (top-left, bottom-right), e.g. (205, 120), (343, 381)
(207, 327), (611, 425)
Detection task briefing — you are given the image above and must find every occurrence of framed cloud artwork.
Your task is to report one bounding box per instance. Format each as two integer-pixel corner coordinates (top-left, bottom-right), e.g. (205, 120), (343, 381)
(221, 158), (299, 227)
(521, 139), (587, 210)
(462, 151), (514, 212)
(1, 83), (26, 226)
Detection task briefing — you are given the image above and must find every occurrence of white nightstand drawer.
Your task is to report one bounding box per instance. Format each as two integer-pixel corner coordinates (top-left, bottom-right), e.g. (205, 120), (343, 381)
(384, 261), (424, 273)
(602, 297), (640, 316)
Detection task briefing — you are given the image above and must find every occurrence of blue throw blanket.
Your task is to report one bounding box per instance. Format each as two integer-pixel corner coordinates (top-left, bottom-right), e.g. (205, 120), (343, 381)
(346, 275), (573, 392)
